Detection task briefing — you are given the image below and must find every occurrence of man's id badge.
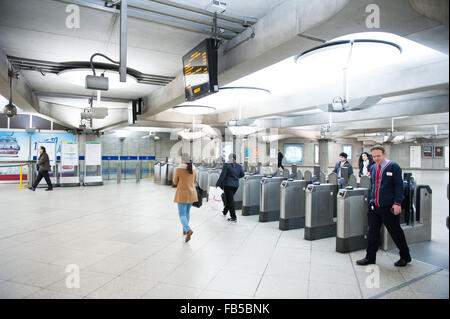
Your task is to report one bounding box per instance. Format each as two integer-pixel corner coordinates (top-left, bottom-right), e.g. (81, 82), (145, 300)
(386, 172), (393, 176)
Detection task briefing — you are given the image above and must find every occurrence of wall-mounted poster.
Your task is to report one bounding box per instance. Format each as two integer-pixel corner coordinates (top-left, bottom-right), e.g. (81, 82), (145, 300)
(423, 146), (433, 157)
(314, 144), (319, 164)
(284, 144), (304, 164)
(342, 144), (353, 160)
(410, 146), (421, 168)
(31, 132), (75, 158)
(434, 146), (444, 158)
(0, 131), (30, 161)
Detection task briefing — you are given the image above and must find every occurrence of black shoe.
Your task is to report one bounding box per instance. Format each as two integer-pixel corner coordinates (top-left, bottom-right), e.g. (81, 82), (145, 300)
(45, 188), (53, 191)
(222, 211), (227, 216)
(356, 258), (376, 266)
(27, 186), (35, 191)
(394, 256), (412, 267)
(227, 218), (237, 223)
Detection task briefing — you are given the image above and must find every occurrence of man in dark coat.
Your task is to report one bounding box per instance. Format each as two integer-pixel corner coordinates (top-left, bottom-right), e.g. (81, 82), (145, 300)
(28, 146), (53, 191)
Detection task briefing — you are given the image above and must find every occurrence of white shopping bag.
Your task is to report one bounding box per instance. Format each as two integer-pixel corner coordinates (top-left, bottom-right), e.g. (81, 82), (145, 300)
(208, 186), (224, 212)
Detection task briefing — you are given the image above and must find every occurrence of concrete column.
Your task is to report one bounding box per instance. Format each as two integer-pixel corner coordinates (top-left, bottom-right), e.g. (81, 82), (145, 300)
(319, 139), (329, 177)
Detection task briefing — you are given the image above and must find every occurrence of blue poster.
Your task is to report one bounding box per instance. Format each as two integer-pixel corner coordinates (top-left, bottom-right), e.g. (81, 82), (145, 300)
(0, 131), (30, 161)
(31, 132), (75, 158)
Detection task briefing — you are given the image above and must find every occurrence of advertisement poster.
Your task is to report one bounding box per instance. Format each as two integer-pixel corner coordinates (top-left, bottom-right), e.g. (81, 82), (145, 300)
(410, 145), (421, 168)
(61, 142), (78, 168)
(0, 131), (30, 161)
(31, 132), (75, 158)
(85, 142), (102, 166)
(284, 144), (304, 164)
(0, 131), (74, 181)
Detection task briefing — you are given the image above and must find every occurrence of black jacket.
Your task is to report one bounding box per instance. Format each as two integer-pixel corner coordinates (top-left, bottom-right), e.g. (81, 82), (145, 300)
(37, 152), (51, 172)
(216, 163), (245, 188)
(278, 152), (283, 164)
(369, 161), (404, 207)
(333, 160), (353, 177)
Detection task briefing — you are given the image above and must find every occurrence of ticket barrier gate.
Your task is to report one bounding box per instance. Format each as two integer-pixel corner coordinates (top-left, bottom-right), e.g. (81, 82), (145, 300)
(359, 175), (371, 189)
(154, 162), (161, 183)
(305, 181), (338, 240)
(381, 182), (432, 251)
(198, 168), (209, 199)
(336, 187), (369, 253)
(242, 174), (264, 216)
(279, 179), (311, 230)
(304, 170), (312, 182)
(169, 164), (179, 187)
(234, 176), (247, 210)
(160, 163), (169, 185)
(207, 169), (221, 198)
(259, 176), (287, 222)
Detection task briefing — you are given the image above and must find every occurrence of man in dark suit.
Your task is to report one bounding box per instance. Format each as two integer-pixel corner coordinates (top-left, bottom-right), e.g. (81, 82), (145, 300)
(277, 149), (284, 170)
(332, 152), (353, 177)
(356, 145), (411, 267)
(28, 146), (53, 191)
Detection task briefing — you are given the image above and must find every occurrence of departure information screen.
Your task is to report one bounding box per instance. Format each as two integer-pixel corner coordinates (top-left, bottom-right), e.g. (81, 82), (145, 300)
(182, 38), (218, 101)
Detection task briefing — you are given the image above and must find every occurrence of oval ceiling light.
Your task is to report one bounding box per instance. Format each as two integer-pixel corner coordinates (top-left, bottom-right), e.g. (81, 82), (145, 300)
(172, 104), (216, 115)
(295, 39), (401, 70)
(58, 69), (138, 89)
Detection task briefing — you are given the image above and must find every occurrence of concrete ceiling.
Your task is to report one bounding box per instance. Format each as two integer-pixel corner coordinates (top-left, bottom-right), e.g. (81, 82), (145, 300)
(0, 0), (448, 141)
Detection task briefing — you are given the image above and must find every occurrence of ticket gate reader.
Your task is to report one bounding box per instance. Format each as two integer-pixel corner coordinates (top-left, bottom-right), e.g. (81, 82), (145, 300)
(336, 187), (369, 253)
(259, 176), (287, 222)
(242, 174), (264, 216)
(154, 162), (161, 183)
(279, 179), (311, 230)
(305, 182), (338, 240)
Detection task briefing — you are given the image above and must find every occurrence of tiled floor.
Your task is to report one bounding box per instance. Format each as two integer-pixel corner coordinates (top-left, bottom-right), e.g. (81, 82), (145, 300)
(0, 180), (448, 299)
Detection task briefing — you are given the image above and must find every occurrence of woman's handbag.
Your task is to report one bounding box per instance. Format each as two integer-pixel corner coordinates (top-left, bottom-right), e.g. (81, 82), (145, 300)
(192, 184), (203, 208)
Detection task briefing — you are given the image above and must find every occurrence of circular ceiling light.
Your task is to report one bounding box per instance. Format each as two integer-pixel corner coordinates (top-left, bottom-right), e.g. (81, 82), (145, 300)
(172, 104), (216, 115)
(295, 39), (402, 70)
(58, 69), (138, 89)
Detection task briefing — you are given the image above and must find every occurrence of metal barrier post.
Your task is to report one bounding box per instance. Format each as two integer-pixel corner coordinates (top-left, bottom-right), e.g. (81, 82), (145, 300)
(149, 161), (152, 179)
(117, 161), (121, 184)
(16, 165), (26, 189)
(136, 162), (140, 183)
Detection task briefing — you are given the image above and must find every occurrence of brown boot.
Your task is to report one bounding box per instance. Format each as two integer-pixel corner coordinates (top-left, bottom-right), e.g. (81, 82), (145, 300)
(185, 230), (193, 242)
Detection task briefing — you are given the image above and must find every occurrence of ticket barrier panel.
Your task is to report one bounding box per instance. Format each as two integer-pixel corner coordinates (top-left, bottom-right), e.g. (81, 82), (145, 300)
(380, 184), (432, 251)
(154, 162), (161, 183)
(305, 182), (338, 240)
(279, 179), (311, 230)
(259, 176), (287, 222)
(160, 163), (169, 185)
(242, 174), (264, 216)
(336, 187), (369, 253)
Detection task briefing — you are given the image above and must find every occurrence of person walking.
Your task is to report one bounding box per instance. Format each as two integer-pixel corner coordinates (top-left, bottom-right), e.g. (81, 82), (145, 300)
(358, 152), (374, 177)
(332, 152), (353, 177)
(173, 154), (198, 242)
(216, 153), (245, 223)
(356, 145), (411, 267)
(28, 146), (53, 191)
(277, 149), (284, 170)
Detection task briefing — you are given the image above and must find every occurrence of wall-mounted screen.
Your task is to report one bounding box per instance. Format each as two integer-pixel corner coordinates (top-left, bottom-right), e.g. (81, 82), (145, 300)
(343, 144), (352, 160)
(284, 144), (304, 164)
(182, 38), (218, 101)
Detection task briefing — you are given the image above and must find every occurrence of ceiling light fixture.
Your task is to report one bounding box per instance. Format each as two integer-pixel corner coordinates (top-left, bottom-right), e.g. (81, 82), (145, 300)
(295, 39), (401, 112)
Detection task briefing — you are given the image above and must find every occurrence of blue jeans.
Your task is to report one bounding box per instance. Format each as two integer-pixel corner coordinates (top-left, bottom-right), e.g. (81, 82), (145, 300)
(177, 203), (193, 233)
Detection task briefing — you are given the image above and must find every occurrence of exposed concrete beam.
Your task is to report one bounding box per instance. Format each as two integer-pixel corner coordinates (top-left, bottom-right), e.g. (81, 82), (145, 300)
(142, 0), (447, 119)
(249, 95), (449, 128)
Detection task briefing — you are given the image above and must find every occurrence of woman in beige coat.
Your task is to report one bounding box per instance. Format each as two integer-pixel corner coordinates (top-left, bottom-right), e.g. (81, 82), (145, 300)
(173, 154), (198, 242)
